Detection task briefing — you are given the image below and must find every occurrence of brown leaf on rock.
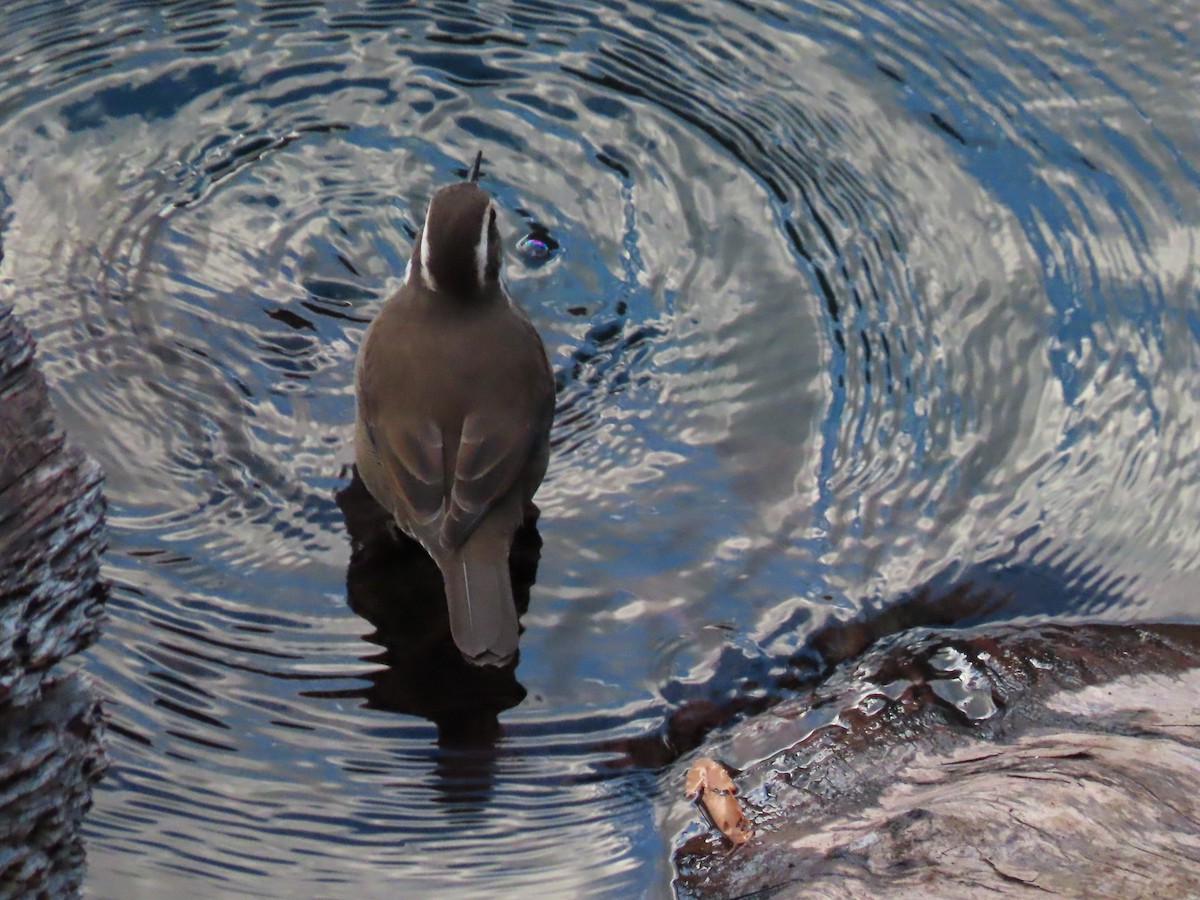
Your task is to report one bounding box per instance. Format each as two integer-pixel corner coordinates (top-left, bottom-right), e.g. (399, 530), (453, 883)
(685, 756), (753, 846)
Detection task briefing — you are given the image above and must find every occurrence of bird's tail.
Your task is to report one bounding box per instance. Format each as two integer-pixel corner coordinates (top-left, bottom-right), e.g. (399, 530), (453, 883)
(443, 532), (519, 667)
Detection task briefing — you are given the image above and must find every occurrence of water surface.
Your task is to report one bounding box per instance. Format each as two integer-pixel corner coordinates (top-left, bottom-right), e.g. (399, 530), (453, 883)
(0, 0), (1197, 895)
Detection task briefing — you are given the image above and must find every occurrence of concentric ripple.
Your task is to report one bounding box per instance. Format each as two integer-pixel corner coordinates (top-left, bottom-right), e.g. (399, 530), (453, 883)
(0, 0), (1198, 895)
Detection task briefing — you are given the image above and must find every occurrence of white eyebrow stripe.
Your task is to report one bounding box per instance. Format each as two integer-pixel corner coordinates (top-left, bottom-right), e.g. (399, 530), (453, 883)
(420, 198), (436, 274)
(474, 202), (491, 287)
(419, 198), (440, 292)
(418, 231), (439, 292)
(420, 265), (439, 292)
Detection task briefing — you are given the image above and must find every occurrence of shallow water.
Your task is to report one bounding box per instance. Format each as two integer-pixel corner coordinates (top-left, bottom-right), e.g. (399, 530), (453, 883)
(0, 0), (1197, 895)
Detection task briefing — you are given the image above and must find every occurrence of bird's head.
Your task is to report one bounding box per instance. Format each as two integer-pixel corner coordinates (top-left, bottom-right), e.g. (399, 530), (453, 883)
(408, 152), (501, 297)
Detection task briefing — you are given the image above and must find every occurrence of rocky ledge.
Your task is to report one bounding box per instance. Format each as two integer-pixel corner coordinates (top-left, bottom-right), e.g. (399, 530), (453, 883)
(670, 622), (1200, 898)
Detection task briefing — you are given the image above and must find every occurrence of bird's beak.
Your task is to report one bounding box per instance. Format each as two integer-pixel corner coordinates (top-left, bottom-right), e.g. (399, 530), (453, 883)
(468, 150), (483, 183)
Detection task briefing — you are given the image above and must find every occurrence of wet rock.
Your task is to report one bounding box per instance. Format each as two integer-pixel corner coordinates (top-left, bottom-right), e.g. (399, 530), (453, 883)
(671, 624), (1200, 898)
(1, 303), (106, 706)
(0, 671), (105, 898)
(1, 295), (108, 896)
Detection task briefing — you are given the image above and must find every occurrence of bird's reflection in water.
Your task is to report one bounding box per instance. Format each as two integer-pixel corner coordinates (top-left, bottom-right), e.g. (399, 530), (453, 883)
(334, 468), (542, 807)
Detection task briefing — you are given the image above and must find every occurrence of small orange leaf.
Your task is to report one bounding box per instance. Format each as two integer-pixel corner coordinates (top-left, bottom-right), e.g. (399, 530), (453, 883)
(685, 756), (752, 845)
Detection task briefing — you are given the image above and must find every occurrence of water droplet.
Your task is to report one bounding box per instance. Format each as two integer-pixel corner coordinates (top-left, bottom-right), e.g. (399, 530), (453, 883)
(927, 645), (999, 722)
(516, 224), (559, 266)
(518, 236), (550, 258)
(858, 694), (887, 716)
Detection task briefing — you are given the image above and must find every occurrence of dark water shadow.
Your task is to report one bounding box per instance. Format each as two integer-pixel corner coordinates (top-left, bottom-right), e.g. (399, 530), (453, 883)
(325, 470), (541, 807)
(797, 554), (1140, 679)
(611, 553), (1151, 770)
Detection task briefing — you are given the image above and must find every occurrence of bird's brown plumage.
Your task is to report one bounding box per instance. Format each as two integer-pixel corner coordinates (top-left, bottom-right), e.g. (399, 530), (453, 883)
(354, 173), (554, 666)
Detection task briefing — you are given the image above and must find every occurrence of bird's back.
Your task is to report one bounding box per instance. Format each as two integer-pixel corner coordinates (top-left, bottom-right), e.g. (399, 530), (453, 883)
(355, 287), (553, 550)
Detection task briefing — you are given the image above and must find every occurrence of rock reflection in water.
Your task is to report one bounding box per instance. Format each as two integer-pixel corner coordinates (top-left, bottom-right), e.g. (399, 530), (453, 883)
(328, 470), (541, 800)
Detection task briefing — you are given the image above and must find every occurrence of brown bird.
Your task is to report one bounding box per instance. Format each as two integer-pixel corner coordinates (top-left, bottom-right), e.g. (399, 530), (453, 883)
(354, 152), (555, 667)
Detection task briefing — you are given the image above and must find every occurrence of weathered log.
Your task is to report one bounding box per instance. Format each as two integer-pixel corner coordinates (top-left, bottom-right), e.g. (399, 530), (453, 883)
(671, 623), (1200, 898)
(1, 291), (108, 897)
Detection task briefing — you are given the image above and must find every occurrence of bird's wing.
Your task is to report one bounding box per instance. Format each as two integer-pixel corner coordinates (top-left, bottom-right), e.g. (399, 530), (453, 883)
(441, 412), (536, 550)
(373, 414), (446, 527)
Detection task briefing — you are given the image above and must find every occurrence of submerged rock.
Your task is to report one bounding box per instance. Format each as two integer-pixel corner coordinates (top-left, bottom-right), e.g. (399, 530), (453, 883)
(671, 623), (1200, 898)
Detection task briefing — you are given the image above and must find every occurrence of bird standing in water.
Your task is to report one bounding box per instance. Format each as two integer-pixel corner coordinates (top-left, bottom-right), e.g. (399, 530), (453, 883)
(354, 152), (555, 666)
